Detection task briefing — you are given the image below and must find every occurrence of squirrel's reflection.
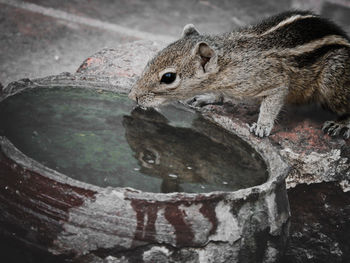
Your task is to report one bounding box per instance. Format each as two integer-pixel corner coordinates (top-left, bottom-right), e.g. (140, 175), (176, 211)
(123, 107), (267, 193)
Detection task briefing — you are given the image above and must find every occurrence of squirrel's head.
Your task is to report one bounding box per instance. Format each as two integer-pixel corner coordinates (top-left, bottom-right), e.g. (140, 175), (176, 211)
(129, 24), (220, 107)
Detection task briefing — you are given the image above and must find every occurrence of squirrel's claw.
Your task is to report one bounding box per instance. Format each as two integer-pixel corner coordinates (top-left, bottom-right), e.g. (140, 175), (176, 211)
(322, 120), (350, 139)
(249, 122), (272, 137)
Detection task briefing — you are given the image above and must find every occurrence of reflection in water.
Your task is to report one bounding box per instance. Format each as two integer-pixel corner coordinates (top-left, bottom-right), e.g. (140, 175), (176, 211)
(0, 87), (267, 193)
(123, 107), (268, 193)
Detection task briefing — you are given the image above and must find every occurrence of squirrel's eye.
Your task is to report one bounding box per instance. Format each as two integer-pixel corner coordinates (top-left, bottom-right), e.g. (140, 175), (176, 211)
(160, 72), (176, 84)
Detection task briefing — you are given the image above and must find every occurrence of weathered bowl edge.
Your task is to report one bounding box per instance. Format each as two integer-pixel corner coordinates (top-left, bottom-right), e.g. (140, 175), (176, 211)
(0, 74), (291, 261)
(0, 73), (290, 201)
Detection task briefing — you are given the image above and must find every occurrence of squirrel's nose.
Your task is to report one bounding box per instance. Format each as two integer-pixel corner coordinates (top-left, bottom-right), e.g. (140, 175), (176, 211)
(128, 89), (137, 101)
(128, 89), (140, 104)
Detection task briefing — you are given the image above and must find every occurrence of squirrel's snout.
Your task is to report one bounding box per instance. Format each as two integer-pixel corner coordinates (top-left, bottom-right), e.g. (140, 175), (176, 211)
(128, 89), (137, 101)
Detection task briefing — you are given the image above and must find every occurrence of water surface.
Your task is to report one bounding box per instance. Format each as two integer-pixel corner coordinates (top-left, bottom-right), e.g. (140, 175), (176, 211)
(0, 87), (268, 193)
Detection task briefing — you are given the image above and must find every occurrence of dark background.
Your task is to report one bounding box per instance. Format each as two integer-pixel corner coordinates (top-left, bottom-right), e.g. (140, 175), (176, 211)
(1, 0), (350, 87)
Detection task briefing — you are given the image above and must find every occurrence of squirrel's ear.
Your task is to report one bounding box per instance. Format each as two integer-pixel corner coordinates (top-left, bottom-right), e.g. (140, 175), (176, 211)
(181, 24), (200, 38)
(193, 42), (218, 73)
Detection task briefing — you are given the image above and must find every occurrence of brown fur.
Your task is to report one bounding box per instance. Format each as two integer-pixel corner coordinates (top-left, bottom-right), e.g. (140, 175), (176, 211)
(129, 11), (350, 138)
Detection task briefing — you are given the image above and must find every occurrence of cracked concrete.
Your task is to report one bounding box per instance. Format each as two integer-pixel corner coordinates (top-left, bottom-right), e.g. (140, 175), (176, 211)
(1, 0), (350, 87)
(1, 0), (350, 262)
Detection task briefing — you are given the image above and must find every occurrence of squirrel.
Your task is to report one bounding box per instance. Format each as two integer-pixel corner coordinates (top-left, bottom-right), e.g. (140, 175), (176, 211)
(129, 10), (350, 139)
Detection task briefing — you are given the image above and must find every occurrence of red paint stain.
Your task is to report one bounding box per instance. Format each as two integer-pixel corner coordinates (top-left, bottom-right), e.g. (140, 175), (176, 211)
(85, 57), (102, 67)
(130, 195), (222, 247)
(77, 57), (103, 73)
(130, 200), (158, 243)
(199, 200), (219, 236)
(272, 120), (332, 153)
(164, 203), (194, 246)
(0, 151), (97, 248)
(130, 199), (195, 247)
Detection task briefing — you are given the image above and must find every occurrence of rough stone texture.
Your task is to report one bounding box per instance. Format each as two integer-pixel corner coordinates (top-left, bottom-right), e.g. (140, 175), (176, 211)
(76, 41), (167, 93)
(73, 41), (350, 192)
(0, 76), (290, 262)
(1, 42), (349, 263)
(204, 102), (350, 192)
(281, 182), (350, 263)
(70, 40), (350, 262)
(2, 0), (350, 86)
(0, 1), (137, 87)
(1, 1), (350, 261)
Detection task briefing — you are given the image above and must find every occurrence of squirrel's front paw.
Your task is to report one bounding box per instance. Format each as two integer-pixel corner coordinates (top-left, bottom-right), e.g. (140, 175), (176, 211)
(322, 120), (350, 139)
(186, 93), (223, 107)
(249, 122), (272, 137)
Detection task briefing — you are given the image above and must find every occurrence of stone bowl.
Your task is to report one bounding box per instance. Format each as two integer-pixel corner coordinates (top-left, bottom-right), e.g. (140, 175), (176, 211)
(0, 74), (290, 263)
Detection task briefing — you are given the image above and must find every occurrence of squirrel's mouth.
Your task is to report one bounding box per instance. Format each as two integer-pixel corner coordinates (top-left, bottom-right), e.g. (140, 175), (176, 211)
(137, 94), (168, 108)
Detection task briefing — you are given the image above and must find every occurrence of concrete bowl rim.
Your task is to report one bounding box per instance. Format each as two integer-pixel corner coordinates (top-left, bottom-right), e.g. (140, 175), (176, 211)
(0, 74), (290, 202)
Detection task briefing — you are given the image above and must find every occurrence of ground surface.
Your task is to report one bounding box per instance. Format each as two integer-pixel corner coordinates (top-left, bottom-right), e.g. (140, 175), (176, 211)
(1, 0), (350, 262)
(1, 0), (350, 87)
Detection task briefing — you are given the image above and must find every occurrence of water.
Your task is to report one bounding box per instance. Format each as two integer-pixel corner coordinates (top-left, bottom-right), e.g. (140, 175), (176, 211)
(0, 87), (268, 193)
